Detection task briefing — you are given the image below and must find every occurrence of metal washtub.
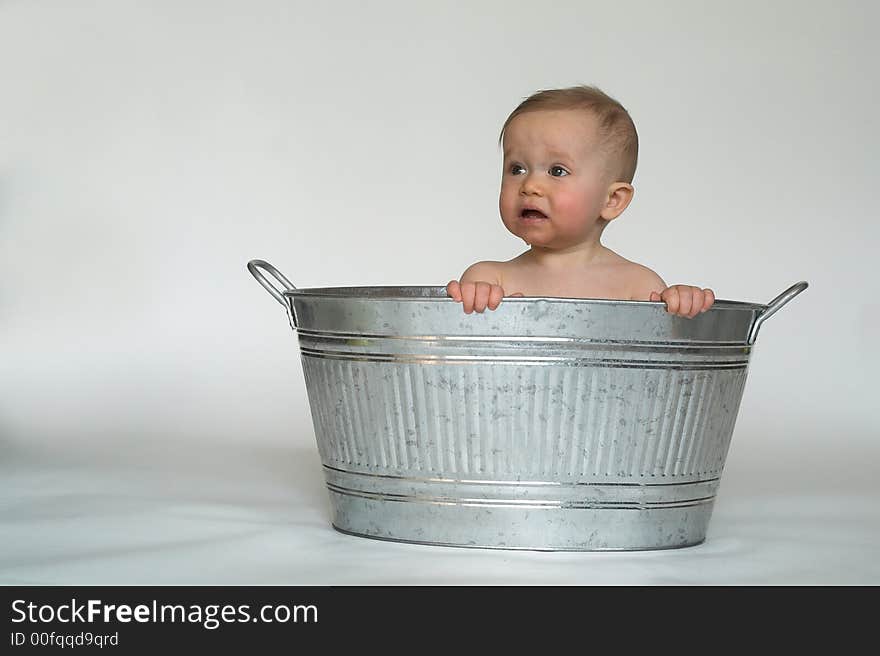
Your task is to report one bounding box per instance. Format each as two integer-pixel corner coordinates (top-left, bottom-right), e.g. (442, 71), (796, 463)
(248, 259), (807, 551)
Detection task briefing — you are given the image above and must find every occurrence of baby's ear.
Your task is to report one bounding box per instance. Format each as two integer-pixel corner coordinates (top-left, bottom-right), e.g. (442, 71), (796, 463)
(600, 183), (634, 220)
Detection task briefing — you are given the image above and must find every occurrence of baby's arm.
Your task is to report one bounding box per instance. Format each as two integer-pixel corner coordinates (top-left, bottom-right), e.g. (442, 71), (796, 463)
(446, 261), (522, 314)
(634, 268), (715, 318)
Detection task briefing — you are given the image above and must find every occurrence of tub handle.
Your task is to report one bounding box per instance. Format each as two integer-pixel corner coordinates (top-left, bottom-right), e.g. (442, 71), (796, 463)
(747, 281), (808, 345)
(247, 259), (297, 305)
(247, 259), (299, 329)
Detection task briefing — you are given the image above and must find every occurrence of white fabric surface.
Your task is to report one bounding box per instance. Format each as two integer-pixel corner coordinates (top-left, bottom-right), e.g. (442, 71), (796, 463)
(3, 429), (877, 585)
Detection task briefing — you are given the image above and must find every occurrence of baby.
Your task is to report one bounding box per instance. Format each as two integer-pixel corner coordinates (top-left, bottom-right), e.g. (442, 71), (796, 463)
(447, 85), (714, 318)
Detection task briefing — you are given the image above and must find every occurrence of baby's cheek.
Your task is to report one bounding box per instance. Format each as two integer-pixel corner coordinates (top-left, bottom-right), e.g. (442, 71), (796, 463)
(499, 197), (522, 232)
(554, 195), (592, 229)
(499, 191), (517, 218)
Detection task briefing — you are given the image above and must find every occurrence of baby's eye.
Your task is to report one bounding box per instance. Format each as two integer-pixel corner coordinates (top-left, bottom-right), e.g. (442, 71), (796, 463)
(549, 166), (569, 177)
(509, 164), (526, 175)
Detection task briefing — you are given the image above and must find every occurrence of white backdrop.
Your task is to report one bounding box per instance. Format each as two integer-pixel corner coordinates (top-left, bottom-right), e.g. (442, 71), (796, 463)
(1, 0), (877, 584)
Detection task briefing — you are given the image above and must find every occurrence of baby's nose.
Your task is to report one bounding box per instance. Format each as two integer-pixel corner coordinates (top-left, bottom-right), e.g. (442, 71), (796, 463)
(520, 173), (544, 195)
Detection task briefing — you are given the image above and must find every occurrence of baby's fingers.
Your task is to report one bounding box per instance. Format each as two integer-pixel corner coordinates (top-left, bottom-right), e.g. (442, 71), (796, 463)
(487, 284), (504, 310)
(446, 280), (462, 302)
(686, 288), (704, 318)
(473, 282), (491, 313)
(686, 288), (714, 318)
(678, 288), (695, 317)
(662, 287), (680, 314)
(457, 282), (475, 313)
(701, 288), (715, 313)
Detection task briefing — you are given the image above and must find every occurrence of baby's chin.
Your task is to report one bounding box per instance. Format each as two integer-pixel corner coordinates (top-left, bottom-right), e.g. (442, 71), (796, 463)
(509, 230), (589, 251)
(510, 232), (557, 248)
(503, 218), (597, 249)
(502, 217), (550, 238)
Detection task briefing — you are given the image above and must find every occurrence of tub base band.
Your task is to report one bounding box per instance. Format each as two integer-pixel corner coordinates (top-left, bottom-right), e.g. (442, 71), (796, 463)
(324, 467), (716, 551)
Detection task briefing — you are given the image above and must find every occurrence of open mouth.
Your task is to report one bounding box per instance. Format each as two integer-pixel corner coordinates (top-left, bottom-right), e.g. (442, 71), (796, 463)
(520, 209), (548, 220)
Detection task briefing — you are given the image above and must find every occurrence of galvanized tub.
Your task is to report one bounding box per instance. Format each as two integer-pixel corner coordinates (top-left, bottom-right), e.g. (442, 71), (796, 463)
(248, 259), (807, 551)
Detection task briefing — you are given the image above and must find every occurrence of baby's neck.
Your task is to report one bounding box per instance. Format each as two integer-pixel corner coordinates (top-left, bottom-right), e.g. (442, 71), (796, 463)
(523, 240), (612, 271)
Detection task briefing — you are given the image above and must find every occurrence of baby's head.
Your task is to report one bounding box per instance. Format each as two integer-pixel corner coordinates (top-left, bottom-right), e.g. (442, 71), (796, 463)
(498, 85), (639, 249)
(500, 85), (639, 185)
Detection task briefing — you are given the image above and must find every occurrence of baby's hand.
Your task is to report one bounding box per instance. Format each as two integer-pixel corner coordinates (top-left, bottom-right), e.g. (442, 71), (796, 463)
(650, 285), (715, 318)
(446, 280), (523, 314)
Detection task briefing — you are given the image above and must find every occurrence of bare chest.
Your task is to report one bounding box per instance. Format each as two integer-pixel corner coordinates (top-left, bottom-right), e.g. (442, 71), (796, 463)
(501, 266), (635, 301)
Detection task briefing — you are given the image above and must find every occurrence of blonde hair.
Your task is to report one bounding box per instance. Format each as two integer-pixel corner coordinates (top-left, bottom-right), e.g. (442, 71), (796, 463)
(499, 85), (639, 184)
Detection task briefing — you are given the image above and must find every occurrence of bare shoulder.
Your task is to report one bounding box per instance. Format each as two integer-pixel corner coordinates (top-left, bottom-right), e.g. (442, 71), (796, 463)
(458, 260), (505, 285)
(607, 255), (666, 300)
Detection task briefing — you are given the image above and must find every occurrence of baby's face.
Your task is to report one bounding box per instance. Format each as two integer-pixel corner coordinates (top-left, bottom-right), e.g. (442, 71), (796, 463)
(499, 109), (613, 249)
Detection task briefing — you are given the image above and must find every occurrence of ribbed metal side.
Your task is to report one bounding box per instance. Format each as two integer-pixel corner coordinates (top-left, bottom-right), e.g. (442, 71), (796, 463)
(301, 356), (748, 481)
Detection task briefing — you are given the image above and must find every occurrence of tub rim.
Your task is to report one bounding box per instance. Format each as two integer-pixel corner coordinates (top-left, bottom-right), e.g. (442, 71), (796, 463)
(282, 285), (768, 312)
